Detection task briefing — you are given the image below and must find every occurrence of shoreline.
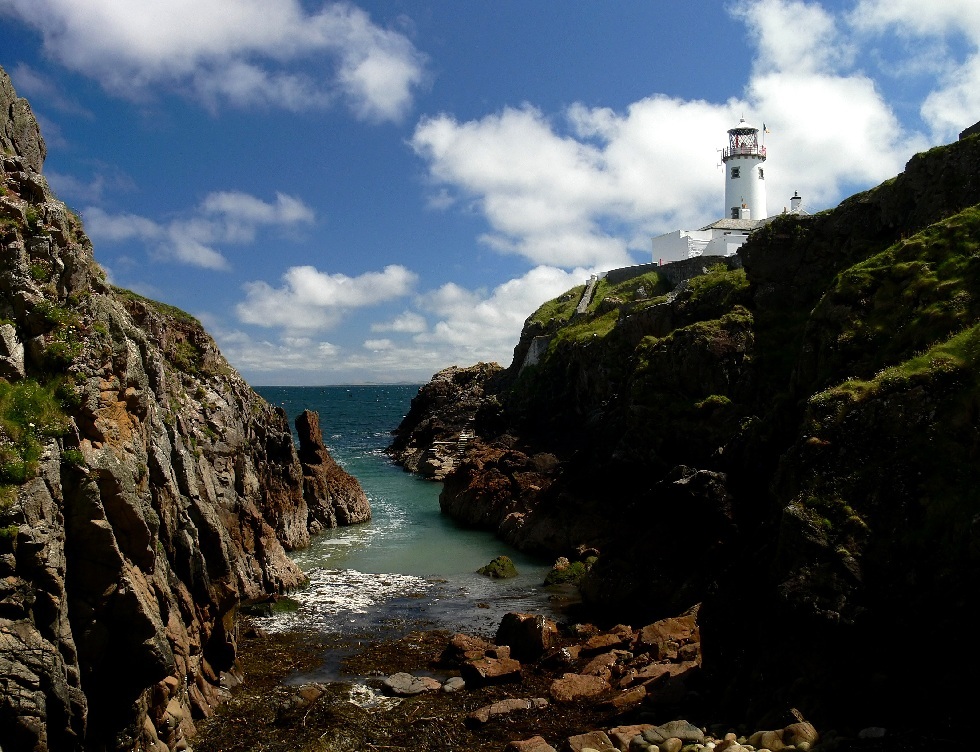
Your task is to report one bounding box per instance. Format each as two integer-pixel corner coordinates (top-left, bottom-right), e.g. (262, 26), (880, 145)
(192, 614), (936, 752)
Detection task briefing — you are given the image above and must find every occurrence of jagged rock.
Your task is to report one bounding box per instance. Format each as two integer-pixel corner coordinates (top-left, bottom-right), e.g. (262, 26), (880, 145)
(438, 632), (495, 666)
(0, 322), (25, 380)
(0, 66), (45, 173)
(295, 409), (370, 530)
(387, 362), (503, 477)
(0, 65), (365, 752)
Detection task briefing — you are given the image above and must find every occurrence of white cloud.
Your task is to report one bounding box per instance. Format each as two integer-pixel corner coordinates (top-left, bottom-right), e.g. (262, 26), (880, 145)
(410, 0), (928, 273)
(850, 0), (980, 141)
(0, 0), (426, 120)
(733, 0), (852, 74)
(83, 190), (314, 270)
(371, 311), (428, 334)
(413, 265), (587, 365)
(219, 264), (585, 382)
(237, 264), (418, 331)
(212, 329), (341, 373)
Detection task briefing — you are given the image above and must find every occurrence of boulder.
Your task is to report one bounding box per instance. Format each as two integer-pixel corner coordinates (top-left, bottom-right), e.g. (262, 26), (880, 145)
(601, 685), (647, 712)
(641, 720), (704, 745)
(549, 673), (611, 703)
(635, 614), (698, 659)
(496, 612), (558, 661)
(439, 632), (494, 666)
(609, 725), (654, 752)
(442, 676), (466, 693)
(382, 672), (440, 696)
(783, 721), (819, 747)
(568, 730), (616, 752)
(506, 736), (558, 752)
(466, 697), (548, 725)
(478, 555), (518, 578)
(460, 654), (522, 686)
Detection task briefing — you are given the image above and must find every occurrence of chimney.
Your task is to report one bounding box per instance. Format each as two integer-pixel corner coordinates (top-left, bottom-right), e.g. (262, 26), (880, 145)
(790, 191), (802, 212)
(739, 202), (751, 220)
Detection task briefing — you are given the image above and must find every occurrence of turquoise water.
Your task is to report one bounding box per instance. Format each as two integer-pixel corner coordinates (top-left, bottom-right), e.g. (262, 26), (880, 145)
(254, 385), (560, 638)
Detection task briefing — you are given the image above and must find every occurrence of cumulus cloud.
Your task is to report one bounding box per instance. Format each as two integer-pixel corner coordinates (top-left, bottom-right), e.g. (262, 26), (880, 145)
(237, 264), (418, 331)
(412, 265), (588, 365)
(220, 263), (586, 382)
(850, 0), (980, 141)
(84, 190), (314, 270)
(410, 0), (927, 272)
(371, 311), (428, 334)
(0, 0), (426, 120)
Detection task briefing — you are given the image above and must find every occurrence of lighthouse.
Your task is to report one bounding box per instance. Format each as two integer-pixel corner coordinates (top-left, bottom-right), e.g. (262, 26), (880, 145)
(722, 118), (767, 221)
(650, 117), (801, 264)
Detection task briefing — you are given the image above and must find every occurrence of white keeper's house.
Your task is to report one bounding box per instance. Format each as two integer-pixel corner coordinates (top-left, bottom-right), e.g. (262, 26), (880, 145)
(651, 118), (806, 264)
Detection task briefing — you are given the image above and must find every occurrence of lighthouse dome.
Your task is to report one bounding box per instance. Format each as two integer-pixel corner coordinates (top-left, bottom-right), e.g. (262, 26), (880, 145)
(728, 118), (758, 134)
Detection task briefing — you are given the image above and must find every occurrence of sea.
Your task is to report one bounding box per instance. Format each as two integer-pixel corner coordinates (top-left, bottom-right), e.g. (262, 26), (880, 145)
(252, 385), (566, 648)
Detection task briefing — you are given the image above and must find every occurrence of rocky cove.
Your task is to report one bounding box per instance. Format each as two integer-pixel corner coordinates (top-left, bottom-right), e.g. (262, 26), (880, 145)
(2, 58), (979, 751)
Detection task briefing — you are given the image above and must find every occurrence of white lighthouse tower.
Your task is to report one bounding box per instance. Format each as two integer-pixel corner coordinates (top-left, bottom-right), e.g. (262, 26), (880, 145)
(722, 118), (767, 221)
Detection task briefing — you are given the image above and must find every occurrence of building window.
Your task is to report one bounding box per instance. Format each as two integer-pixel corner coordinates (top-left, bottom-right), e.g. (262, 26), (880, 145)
(731, 166), (740, 179)
(758, 168), (765, 179)
(731, 207), (739, 219)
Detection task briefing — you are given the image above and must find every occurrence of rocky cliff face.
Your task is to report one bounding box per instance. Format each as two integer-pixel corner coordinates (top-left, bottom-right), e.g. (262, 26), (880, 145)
(391, 124), (980, 732)
(0, 67), (368, 751)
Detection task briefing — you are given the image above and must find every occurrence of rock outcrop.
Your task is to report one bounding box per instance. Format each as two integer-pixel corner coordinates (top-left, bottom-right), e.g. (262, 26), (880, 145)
(0, 65), (367, 751)
(296, 409), (370, 530)
(391, 121), (980, 734)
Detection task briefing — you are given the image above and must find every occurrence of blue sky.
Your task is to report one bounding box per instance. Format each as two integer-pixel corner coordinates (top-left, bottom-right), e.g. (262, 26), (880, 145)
(1, 0), (978, 385)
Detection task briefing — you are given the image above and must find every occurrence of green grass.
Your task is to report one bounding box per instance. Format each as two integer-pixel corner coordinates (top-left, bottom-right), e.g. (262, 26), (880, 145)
(0, 378), (70, 484)
(112, 285), (201, 326)
(804, 204), (980, 391)
(528, 286), (583, 329)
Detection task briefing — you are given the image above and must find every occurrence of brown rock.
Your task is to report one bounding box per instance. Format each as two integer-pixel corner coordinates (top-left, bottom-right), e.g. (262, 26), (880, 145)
(659, 739), (683, 752)
(582, 651), (619, 679)
(783, 721), (819, 746)
(506, 736), (558, 752)
(748, 729), (786, 751)
(460, 655), (522, 686)
(568, 730), (616, 751)
(439, 632), (494, 666)
(549, 673), (611, 703)
(496, 612), (558, 661)
(601, 685), (647, 712)
(635, 615), (698, 658)
(608, 724), (655, 752)
(467, 697), (548, 725)
(542, 645), (581, 669)
(582, 625), (634, 655)
(296, 410), (371, 529)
